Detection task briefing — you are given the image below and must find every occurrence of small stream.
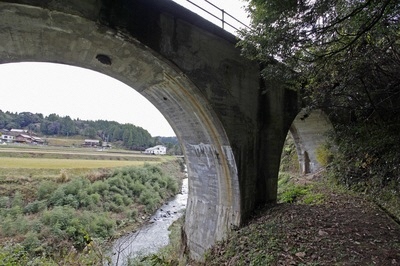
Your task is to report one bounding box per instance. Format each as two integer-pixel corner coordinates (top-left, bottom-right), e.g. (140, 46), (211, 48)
(110, 178), (188, 266)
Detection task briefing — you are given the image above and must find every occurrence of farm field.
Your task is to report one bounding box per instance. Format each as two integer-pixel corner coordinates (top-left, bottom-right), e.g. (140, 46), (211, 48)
(0, 146), (160, 160)
(0, 157), (156, 169)
(0, 144), (172, 193)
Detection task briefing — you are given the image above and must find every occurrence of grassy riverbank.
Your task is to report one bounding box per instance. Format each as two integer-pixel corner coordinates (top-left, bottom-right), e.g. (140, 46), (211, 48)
(0, 146), (185, 265)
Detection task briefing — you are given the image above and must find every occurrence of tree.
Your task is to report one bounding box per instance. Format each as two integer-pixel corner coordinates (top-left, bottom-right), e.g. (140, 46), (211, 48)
(240, 0), (400, 120)
(84, 127), (97, 139)
(111, 126), (122, 141)
(47, 113), (60, 122)
(60, 116), (77, 136)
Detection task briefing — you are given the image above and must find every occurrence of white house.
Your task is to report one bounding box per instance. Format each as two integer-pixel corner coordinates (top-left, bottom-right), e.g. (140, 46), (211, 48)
(0, 134), (14, 143)
(144, 145), (167, 155)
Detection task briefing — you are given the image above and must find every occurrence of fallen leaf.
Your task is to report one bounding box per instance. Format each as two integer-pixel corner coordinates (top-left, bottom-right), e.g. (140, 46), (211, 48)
(295, 252), (306, 258)
(318, 230), (329, 236)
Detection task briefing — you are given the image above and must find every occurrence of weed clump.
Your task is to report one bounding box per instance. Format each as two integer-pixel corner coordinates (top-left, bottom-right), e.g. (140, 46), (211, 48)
(57, 169), (70, 183)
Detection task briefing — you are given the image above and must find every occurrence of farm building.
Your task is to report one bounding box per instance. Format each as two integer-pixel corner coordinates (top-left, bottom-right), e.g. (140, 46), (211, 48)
(144, 145), (167, 155)
(15, 134), (44, 144)
(83, 139), (100, 147)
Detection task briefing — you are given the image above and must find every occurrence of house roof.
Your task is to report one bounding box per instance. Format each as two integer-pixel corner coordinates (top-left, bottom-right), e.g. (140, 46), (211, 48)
(16, 134), (44, 142)
(11, 129), (28, 133)
(85, 139), (100, 143)
(145, 145), (166, 151)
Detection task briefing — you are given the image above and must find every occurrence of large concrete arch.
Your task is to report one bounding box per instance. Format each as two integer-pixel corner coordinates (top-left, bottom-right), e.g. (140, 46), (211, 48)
(0, 2), (241, 259)
(290, 109), (333, 175)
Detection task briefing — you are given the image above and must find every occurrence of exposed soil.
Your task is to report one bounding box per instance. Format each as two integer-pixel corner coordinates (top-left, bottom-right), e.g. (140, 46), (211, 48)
(200, 175), (400, 265)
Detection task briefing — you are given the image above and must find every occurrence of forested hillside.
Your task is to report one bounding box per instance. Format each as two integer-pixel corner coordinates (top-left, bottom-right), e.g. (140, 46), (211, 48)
(0, 110), (174, 151)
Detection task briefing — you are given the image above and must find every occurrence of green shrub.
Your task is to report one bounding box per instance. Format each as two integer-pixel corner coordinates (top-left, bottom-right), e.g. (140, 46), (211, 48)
(63, 194), (79, 208)
(8, 206), (24, 218)
(89, 181), (110, 195)
(1, 214), (28, 237)
(24, 200), (47, 214)
(90, 193), (101, 205)
(76, 190), (91, 208)
(129, 209), (138, 220)
(0, 196), (10, 209)
(41, 206), (70, 227)
(108, 176), (125, 189)
(31, 220), (44, 234)
(139, 189), (161, 212)
(22, 232), (41, 253)
(110, 185), (124, 195)
(37, 181), (58, 200)
(107, 202), (125, 213)
(0, 243), (29, 265)
(48, 187), (66, 206)
(129, 181), (146, 197)
(86, 213), (115, 239)
(63, 178), (89, 196)
(122, 195), (133, 206)
(12, 191), (24, 208)
(1, 215), (16, 237)
(112, 194), (124, 206)
(165, 176), (179, 194)
(279, 185), (309, 203)
(41, 206), (114, 248)
(302, 193), (325, 205)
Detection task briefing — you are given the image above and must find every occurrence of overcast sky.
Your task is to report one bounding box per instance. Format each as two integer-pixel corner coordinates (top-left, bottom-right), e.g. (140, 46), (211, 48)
(0, 0), (249, 137)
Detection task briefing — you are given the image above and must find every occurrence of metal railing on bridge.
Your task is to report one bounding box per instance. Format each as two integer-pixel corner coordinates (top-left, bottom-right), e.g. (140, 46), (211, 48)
(181, 0), (251, 33)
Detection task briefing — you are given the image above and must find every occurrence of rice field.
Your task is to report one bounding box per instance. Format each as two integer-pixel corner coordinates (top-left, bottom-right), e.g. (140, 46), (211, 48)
(0, 157), (156, 169)
(0, 145), (171, 183)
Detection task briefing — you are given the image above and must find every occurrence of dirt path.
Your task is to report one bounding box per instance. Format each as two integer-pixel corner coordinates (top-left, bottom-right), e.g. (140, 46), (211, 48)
(202, 177), (400, 265)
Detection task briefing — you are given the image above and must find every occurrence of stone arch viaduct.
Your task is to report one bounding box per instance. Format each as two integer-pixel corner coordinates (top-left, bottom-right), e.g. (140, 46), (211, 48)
(0, 0), (333, 260)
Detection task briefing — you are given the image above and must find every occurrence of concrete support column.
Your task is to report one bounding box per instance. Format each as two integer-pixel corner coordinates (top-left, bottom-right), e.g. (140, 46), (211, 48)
(290, 109), (333, 175)
(256, 82), (299, 204)
(184, 143), (240, 260)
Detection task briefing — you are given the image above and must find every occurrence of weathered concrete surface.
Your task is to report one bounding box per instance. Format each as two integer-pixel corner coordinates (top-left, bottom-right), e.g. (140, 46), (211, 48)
(291, 109), (333, 174)
(0, 0), (328, 260)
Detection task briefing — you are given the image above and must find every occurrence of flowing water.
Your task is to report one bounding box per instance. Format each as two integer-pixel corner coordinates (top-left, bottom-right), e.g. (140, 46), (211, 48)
(111, 178), (188, 266)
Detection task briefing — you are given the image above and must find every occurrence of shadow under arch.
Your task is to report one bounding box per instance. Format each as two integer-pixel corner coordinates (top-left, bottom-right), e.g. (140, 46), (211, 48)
(0, 3), (240, 259)
(289, 109), (333, 175)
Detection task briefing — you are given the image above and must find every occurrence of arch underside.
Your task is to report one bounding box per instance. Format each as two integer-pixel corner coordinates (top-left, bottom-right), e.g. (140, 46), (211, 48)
(0, 3), (240, 259)
(290, 109), (333, 175)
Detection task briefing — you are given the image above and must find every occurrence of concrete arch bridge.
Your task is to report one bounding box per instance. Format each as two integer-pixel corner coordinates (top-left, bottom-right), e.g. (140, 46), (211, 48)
(0, 0), (332, 260)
